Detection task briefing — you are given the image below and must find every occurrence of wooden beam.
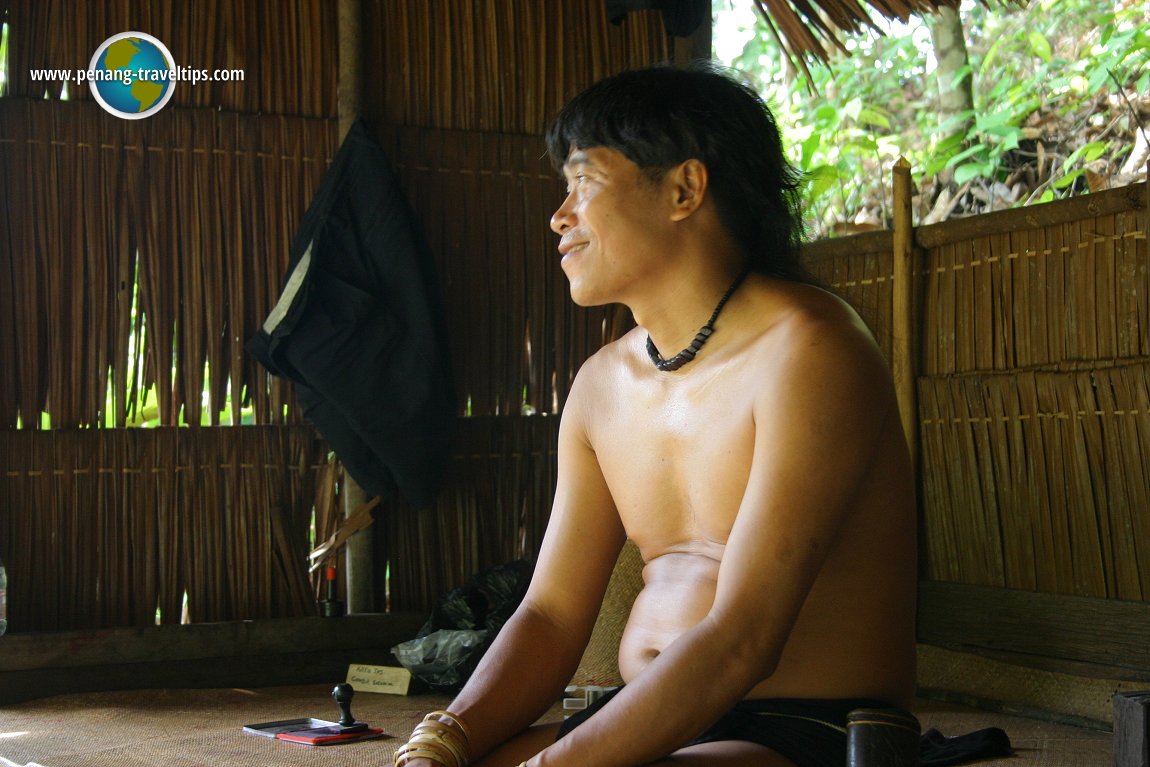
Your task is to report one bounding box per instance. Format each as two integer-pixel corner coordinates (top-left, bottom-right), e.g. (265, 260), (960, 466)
(914, 181), (1145, 249)
(916, 643), (1144, 728)
(918, 581), (1150, 675)
(0, 613), (425, 705)
(671, 12), (712, 67)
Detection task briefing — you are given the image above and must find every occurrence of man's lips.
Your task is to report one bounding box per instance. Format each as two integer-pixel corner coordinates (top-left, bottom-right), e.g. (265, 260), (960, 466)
(558, 240), (588, 257)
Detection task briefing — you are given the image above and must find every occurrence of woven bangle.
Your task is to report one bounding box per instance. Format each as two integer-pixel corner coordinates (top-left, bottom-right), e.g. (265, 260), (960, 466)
(424, 710), (472, 748)
(393, 741), (455, 767)
(407, 732), (466, 767)
(412, 720), (468, 755)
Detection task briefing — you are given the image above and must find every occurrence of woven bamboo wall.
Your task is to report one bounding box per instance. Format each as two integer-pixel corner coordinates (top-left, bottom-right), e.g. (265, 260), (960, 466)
(358, 1), (670, 610)
(0, 100), (336, 428)
(5, 0), (336, 116)
(377, 416), (560, 613)
(0, 427), (326, 631)
(805, 181), (1150, 604)
(0, 0), (672, 628)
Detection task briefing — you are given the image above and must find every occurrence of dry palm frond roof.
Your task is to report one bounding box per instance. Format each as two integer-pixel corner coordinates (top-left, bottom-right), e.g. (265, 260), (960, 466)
(749, 0), (962, 74)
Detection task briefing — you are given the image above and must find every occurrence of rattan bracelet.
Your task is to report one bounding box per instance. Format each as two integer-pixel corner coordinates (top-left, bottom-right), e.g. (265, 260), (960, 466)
(407, 731), (466, 767)
(394, 711), (472, 767)
(392, 741), (456, 767)
(424, 710), (472, 748)
(414, 720), (468, 753)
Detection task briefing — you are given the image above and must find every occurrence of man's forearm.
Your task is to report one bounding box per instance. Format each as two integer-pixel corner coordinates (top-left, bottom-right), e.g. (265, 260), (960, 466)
(448, 601), (591, 761)
(534, 615), (771, 767)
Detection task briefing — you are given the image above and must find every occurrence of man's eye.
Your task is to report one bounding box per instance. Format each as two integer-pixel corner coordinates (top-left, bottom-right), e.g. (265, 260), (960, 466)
(566, 174), (588, 194)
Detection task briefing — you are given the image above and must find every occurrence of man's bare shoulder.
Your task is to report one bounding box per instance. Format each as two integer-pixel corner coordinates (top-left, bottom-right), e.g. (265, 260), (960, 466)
(750, 276), (873, 336)
(734, 278), (888, 377)
(563, 328), (646, 401)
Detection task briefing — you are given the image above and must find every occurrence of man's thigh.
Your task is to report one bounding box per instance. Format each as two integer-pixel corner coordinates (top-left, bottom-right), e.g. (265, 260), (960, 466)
(656, 740), (798, 767)
(471, 724), (797, 767)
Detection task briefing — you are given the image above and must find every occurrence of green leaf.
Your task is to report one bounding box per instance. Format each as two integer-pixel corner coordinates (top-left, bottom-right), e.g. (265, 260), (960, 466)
(805, 165), (839, 201)
(1028, 31), (1053, 63)
(1053, 168), (1086, 189)
(945, 143), (988, 169)
(954, 163), (992, 186)
(1062, 141), (1107, 172)
(800, 133), (822, 171)
(814, 103), (838, 123)
(857, 107), (891, 129)
(842, 97), (864, 122)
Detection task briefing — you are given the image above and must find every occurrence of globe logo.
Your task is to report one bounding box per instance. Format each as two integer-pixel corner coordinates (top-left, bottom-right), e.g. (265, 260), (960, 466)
(88, 32), (176, 119)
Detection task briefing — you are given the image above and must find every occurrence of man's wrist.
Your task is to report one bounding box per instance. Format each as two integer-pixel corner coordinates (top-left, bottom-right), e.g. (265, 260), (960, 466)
(393, 710), (472, 767)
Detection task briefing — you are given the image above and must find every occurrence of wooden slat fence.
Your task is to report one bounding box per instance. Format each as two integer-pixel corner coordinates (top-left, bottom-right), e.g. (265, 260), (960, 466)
(805, 180), (1149, 606)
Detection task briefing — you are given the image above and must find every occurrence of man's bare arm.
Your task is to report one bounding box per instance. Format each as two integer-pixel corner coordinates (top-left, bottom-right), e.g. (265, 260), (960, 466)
(439, 367), (627, 761)
(533, 313), (901, 767)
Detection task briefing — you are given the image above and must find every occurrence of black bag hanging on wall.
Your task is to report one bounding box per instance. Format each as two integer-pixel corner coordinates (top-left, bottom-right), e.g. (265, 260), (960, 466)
(248, 119), (455, 508)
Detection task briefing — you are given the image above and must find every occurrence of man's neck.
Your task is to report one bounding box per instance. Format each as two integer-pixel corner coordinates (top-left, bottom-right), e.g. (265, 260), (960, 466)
(632, 261), (749, 368)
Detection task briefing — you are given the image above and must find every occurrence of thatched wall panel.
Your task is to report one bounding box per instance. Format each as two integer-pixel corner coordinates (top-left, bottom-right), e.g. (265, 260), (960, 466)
(0, 427), (328, 632)
(918, 364), (1150, 601)
(801, 181), (1149, 605)
(920, 200), (1148, 375)
(379, 125), (633, 417)
(802, 230), (896, 363)
(4, 0), (336, 117)
(0, 99), (336, 427)
(367, 0), (671, 134)
(376, 415), (559, 612)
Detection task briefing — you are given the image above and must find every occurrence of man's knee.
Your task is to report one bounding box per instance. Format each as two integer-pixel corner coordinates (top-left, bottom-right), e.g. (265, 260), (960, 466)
(470, 722), (563, 767)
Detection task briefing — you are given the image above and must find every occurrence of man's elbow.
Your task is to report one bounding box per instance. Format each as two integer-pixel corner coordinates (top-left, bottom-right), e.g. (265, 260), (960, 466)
(704, 613), (786, 685)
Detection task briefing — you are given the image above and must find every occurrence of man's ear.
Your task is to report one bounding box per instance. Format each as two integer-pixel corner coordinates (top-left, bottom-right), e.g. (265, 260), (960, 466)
(667, 159), (709, 221)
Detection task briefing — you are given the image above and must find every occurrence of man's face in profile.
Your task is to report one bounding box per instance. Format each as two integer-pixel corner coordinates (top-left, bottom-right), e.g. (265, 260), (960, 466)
(550, 146), (673, 307)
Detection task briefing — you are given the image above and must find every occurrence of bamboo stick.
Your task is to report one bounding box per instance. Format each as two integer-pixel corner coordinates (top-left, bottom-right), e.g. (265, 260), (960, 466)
(891, 157), (918, 466)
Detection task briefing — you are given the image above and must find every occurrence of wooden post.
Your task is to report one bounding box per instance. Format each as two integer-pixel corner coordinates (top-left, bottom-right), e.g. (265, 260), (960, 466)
(337, 0), (374, 614)
(337, 0), (363, 143)
(671, 15), (712, 67)
(891, 157), (918, 471)
(1113, 691), (1150, 766)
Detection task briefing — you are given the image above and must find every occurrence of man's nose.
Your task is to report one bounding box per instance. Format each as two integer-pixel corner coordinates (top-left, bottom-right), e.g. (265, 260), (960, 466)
(550, 193), (575, 234)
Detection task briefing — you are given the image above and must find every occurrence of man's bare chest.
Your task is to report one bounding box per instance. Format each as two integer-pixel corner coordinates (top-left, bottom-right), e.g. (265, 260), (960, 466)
(589, 377), (757, 544)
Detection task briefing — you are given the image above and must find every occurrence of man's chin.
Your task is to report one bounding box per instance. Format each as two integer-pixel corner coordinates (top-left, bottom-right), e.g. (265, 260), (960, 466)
(566, 283), (610, 308)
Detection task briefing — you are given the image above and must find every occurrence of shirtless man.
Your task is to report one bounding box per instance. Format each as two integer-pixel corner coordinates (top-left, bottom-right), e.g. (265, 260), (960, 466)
(394, 63), (916, 767)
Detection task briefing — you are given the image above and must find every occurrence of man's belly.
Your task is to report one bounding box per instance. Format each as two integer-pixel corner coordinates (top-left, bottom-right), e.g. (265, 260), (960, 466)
(616, 550), (916, 704)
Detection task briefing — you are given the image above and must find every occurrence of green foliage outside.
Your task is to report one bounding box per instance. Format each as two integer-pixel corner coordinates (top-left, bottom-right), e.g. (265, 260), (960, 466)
(716, 0), (1150, 238)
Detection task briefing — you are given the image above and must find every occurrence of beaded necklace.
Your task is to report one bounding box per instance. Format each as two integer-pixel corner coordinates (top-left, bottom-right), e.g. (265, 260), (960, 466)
(645, 268), (749, 372)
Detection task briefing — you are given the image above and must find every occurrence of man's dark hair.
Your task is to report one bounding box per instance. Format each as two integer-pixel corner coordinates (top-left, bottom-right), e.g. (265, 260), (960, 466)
(546, 62), (810, 282)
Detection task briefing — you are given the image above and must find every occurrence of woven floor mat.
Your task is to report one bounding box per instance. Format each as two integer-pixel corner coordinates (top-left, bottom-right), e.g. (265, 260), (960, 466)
(1, 689), (1110, 767)
(913, 700), (1111, 767)
(0, 685), (457, 767)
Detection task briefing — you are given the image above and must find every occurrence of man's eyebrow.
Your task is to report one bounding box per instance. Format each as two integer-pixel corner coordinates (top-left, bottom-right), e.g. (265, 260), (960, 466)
(563, 150), (591, 171)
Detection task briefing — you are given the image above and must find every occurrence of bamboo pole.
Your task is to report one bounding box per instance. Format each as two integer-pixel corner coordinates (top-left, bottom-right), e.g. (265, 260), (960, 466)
(337, 0), (375, 614)
(891, 157), (918, 472)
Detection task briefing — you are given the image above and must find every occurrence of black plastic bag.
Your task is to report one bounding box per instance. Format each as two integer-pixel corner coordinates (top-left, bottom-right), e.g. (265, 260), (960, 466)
(392, 560), (532, 691)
